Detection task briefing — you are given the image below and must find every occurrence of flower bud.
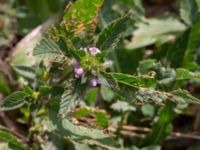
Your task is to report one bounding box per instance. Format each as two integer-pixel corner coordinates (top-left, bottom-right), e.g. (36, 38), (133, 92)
(90, 78), (100, 87)
(74, 67), (84, 78)
(89, 47), (100, 55)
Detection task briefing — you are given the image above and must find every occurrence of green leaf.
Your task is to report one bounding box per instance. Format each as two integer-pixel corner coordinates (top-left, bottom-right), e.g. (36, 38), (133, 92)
(180, 0), (199, 25)
(98, 73), (119, 89)
(142, 102), (175, 146)
(135, 88), (177, 104)
(58, 118), (112, 144)
(58, 81), (82, 117)
(33, 38), (63, 57)
(13, 66), (36, 79)
(95, 112), (109, 128)
(196, 0), (200, 11)
(74, 107), (109, 128)
(183, 19), (200, 69)
(141, 145), (161, 150)
(171, 89), (200, 104)
(111, 101), (136, 112)
(96, 14), (129, 50)
(62, 0), (104, 37)
(0, 130), (27, 150)
(111, 73), (155, 88)
(141, 104), (155, 117)
(81, 139), (118, 150)
(176, 68), (200, 80)
(126, 16), (186, 50)
(168, 17), (200, 69)
(138, 59), (176, 85)
(0, 72), (11, 95)
(100, 86), (115, 102)
(0, 92), (28, 111)
(73, 142), (92, 150)
(135, 88), (200, 104)
(116, 0), (144, 15)
(167, 30), (190, 68)
(74, 108), (91, 118)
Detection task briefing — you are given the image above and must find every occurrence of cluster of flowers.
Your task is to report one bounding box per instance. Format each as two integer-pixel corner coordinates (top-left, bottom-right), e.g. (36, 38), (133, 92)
(70, 47), (100, 87)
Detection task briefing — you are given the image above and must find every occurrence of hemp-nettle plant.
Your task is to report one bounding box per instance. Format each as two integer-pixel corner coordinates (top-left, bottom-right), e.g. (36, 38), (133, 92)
(1, 0), (200, 149)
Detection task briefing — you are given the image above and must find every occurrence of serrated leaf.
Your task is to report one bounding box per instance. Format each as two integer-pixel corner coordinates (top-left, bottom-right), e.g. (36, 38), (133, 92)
(176, 68), (200, 80)
(59, 90), (80, 117)
(111, 101), (136, 112)
(180, 0), (199, 25)
(62, 0), (104, 37)
(111, 73), (155, 88)
(58, 81), (82, 117)
(13, 66), (36, 79)
(33, 38), (63, 57)
(96, 14), (129, 50)
(126, 16), (186, 50)
(0, 92), (28, 111)
(0, 130), (27, 150)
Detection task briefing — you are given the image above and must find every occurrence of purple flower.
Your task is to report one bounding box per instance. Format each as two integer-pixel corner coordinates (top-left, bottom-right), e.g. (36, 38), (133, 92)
(90, 78), (100, 87)
(74, 67), (84, 78)
(88, 47), (100, 55)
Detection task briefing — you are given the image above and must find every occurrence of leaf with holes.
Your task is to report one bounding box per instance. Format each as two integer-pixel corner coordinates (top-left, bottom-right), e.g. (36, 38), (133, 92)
(61, 0), (104, 37)
(58, 118), (112, 143)
(135, 88), (200, 104)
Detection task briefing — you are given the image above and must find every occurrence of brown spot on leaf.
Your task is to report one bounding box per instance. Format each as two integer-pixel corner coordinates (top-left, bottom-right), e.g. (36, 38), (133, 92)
(75, 23), (86, 35)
